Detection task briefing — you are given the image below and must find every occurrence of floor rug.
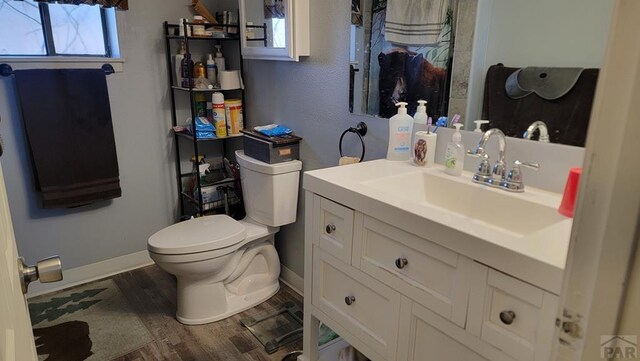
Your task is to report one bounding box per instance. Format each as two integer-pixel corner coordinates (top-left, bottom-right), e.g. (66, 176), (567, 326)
(28, 278), (152, 361)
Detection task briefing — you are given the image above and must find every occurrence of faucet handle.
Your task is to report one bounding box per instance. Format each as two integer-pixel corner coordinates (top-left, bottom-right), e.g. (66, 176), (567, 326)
(471, 154), (493, 184)
(502, 160), (540, 192)
(466, 148), (485, 157)
(515, 160), (540, 171)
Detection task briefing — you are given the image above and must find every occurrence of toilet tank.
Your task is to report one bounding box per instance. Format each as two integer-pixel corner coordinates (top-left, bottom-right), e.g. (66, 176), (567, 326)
(235, 151), (302, 227)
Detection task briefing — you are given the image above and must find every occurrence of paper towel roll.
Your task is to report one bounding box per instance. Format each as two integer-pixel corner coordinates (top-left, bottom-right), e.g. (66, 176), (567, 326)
(219, 70), (244, 90)
(413, 131), (437, 167)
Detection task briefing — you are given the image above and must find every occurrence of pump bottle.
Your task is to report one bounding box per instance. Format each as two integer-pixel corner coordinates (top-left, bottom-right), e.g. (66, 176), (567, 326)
(214, 45), (226, 72)
(387, 102), (414, 161)
(445, 123), (465, 176)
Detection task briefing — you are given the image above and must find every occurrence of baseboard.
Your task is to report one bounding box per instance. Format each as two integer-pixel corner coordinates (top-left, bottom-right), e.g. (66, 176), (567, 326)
(27, 250), (153, 298)
(279, 263), (304, 296)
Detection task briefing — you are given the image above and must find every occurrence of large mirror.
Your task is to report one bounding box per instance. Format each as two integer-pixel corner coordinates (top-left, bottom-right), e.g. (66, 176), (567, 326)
(349, 0), (613, 147)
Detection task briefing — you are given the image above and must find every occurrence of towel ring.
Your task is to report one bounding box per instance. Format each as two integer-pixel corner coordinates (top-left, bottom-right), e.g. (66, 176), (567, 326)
(339, 122), (367, 162)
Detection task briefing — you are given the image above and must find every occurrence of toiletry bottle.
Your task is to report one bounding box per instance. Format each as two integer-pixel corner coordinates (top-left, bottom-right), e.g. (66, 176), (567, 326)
(413, 117), (437, 167)
(445, 123), (465, 176)
(181, 48), (194, 88)
(412, 100), (428, 146)
(206, 54), (218, 86)
(387, 102), (414, 161)
(194, 61), (206, 79)
(215, 45), (226, 72)
(212, 92), (227, 137)
(175, 41), (186, 86)
(413, 100), (428, 128)
(473, 120), (490, 133)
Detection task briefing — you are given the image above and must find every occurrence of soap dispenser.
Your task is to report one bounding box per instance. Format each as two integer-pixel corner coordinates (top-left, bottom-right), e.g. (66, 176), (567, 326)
(387, 102), (414, 161)
(445, 123), (465, 176)
(473, 120), (490, 133)
(413, 100), (428, 131)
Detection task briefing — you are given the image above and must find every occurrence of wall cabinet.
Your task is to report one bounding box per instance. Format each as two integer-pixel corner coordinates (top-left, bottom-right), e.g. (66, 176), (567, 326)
(239, 0), (309, 61)
(302, 193), (560, 361)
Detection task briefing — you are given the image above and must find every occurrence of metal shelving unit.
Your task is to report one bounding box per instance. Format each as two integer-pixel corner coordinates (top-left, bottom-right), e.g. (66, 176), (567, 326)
(163, 19), (261, 219)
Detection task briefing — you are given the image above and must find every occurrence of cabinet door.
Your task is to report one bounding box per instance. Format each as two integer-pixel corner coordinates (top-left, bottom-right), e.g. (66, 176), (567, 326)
(397, 300), (515, 361)
(473, 269), (559, 361)
(239, 0), (309, 61)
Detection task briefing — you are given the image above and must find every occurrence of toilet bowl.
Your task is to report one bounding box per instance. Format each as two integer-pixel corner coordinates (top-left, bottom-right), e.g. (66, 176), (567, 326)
(148, 151), (302, 324)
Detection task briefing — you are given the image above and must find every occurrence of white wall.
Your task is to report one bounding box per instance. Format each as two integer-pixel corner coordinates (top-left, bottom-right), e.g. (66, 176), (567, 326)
(466, 0), (614, 125)
(0, 0), (202, 269)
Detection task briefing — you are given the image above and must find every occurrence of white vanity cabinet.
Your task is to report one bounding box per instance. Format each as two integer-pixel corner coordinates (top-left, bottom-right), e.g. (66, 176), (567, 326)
(302, 193), (560, 361)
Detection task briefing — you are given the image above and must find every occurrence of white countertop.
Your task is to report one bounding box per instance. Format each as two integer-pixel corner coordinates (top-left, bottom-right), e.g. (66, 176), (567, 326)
(303, 159), (573, 294)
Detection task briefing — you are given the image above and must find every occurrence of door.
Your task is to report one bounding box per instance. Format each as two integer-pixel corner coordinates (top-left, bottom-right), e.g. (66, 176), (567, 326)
(554, 0), (640, 360)
(0, 159), (38, 361)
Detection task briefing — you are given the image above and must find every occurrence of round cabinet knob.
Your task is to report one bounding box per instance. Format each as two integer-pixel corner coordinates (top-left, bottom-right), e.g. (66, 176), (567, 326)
(499, 310), (516, 325)
(344, 295), (356, 306)
(325, 224), (336, 234)
(395, 258), (408, 269)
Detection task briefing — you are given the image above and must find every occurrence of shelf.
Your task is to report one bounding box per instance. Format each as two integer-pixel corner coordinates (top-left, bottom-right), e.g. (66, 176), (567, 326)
(171, 86), (243, 92)
(181, 191), (241, 211)
(166, 35), (240, 41)
(180, 174), (237, 188)
(175, 132), (244, 142)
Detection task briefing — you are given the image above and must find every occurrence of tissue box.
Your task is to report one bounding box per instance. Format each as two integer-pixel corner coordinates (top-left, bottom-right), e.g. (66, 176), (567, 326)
(241, 129), (302, 164)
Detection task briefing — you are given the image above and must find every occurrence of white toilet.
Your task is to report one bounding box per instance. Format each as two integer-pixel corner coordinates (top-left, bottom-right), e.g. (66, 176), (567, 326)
(148, 150), (302, 325)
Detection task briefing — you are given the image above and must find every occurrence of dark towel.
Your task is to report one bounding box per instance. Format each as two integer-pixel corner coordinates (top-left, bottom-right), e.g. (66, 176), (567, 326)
(482, 64), (599, 147)
(14, 69), (121, 208)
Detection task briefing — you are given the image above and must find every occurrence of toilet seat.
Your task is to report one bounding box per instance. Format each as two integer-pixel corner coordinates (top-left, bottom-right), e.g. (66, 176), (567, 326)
(148, 215), (246, 255)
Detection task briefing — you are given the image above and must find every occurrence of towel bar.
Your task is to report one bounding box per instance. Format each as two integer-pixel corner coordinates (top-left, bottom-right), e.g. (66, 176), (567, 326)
(0, 63), (115, 77)
(339, 122), (367, 162)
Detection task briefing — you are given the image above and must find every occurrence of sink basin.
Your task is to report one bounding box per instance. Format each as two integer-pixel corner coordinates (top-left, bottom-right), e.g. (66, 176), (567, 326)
(362, 171), (566, 237)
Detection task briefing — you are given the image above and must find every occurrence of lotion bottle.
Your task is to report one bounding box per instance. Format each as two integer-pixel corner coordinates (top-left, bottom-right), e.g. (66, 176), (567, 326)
(445, 123), (465, 176)
(387, 102), (414, 161)
(214, 45), (226, 72)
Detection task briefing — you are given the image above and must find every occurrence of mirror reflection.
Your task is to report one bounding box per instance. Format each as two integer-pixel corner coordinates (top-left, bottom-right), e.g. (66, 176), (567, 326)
(349, 0), (454, 119)
(349, 0), (614, 147)
(244, 0), (287, 48)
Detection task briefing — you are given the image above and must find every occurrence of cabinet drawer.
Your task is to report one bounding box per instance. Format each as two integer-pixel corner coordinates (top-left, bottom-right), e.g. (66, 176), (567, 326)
(312, 247), (400, 360)
(354, 215), (471, 326)
(313, 195), (354, 264)
(479, 270), (559, 361)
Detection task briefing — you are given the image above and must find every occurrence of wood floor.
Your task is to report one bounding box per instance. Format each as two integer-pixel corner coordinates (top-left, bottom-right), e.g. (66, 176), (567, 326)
(82, 265), (302, 361)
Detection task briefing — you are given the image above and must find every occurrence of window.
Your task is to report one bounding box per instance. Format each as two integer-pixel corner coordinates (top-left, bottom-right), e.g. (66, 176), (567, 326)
(0, 0), (118, 57)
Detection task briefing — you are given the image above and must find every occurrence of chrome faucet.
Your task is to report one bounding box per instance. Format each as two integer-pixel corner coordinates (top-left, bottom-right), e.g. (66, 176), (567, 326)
(523, 121), (550, 143)
(468, 128), (541, 192)
(467, 128), (507, 186)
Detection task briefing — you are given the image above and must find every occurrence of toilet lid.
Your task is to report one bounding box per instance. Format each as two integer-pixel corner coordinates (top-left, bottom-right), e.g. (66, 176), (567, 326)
(148, 215), (247, 255)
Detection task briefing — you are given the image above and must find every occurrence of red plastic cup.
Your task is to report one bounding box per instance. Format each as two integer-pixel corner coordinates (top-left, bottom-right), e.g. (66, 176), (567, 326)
(559, 167), (582, 218)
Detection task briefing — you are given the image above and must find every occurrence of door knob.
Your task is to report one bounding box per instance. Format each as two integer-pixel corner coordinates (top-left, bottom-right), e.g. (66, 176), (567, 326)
(344, 295), (356, 306)
(17, 256), (63, 294)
